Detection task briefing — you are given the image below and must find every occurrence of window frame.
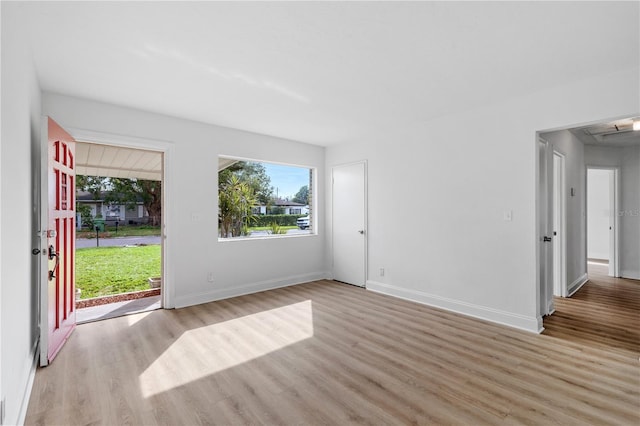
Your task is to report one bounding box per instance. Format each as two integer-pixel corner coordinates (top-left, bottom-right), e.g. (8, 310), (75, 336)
(217, 155), (317, 242)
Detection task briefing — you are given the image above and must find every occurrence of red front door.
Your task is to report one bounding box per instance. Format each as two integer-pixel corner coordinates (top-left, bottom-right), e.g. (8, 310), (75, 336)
(42, 117), (76, 364)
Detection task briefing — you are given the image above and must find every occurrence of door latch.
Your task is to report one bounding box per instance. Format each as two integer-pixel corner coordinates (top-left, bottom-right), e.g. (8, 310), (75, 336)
(543, 236), (552, 242)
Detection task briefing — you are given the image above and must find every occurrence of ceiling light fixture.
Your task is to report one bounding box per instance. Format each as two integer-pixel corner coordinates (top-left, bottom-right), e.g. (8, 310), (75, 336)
(634, 120), (640, 131)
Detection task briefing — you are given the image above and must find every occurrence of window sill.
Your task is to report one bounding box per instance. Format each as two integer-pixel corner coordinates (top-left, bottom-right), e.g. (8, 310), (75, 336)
(218, 232), (317, 242)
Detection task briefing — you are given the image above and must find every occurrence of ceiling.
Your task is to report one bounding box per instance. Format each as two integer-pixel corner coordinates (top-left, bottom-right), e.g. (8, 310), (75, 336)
(75, 142), (162, 181)
(571, 118), (640, 147)
(12, 1), (640, 147)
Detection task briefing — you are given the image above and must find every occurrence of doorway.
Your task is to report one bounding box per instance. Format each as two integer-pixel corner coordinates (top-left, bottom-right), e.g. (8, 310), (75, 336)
(332, 161), (367, 287)
(587, 167), (618, 277)
(69, 126), (175, 319)
(73, 143), (164, 323)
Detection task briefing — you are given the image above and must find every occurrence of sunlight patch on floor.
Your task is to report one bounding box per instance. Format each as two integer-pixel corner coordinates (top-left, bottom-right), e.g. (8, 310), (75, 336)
(126, 310), (154, 326)
(138, 300), (314, 397)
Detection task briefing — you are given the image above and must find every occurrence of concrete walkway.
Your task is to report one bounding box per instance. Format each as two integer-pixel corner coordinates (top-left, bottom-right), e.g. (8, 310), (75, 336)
(77, 295), (161, 323)
(76, 235), (161, 248)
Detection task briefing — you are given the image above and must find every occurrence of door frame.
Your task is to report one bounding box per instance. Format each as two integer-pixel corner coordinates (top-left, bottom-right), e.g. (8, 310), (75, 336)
(331, 160), (368, 287)
(586, 166), (620, 277)
(553, 150), (567, 297)
(62, 127), (175, 308)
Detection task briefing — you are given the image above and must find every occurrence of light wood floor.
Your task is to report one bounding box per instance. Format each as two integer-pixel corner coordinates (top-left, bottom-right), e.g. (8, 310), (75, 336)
(26, 273), (639, 425)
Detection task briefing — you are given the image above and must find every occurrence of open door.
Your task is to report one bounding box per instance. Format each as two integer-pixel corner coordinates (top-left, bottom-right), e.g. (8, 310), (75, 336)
(39, 117), (76, 366)
(538, 139), (554, 316)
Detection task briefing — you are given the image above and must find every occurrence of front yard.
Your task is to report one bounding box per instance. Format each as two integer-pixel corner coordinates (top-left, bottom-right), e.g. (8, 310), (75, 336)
(75, 245), (161, 299)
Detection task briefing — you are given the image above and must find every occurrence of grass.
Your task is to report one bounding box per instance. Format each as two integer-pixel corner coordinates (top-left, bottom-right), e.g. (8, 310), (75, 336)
(77, 225), (161, 239)
(76, 245), (161, 299)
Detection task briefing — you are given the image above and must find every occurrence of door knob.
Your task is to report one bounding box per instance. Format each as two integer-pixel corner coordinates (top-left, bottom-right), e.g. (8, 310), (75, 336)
(543, 236), (552, 242)
(358, 230), (365, 235)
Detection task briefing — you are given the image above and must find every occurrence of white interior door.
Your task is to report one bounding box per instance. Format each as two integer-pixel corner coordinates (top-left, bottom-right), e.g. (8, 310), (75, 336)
(553, 152), (566, 297)
(607, 170), (618, 277)
(332, 162), (366, 287)
(538, 140), (554, 316)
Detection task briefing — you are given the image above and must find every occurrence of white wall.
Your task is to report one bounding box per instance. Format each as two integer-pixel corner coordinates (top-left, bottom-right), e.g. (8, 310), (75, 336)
(587, 169), (611, 261)
(585, 145), (640, 279)
(43, 93), (328, 309)
(541, 129), (587, 289)
(327, 66), (639, 333)
(1, 4), (42, 424)
(620, 145), (640, 279)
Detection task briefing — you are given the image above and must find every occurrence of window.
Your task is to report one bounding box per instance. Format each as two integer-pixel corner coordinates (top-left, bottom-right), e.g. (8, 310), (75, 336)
(218, 157), (314, 239)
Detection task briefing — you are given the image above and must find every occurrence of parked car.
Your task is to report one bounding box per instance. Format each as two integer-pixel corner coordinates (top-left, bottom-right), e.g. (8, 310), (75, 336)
(297, 216), (310, 230)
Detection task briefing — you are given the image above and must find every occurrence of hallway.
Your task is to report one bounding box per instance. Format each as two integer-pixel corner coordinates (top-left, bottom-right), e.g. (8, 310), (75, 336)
(543, 262), (640, 356)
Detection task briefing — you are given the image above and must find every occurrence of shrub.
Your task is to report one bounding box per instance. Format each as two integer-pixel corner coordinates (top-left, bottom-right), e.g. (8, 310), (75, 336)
(253, 214), (306, 227)
(268, 222), (287, 235)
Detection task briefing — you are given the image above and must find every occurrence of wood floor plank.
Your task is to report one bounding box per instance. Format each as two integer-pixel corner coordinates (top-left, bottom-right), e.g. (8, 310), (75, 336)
(25, 265), (639, 425)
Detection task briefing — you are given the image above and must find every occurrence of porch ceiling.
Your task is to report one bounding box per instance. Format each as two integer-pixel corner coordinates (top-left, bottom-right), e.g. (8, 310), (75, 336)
(75, 142), (162, 181)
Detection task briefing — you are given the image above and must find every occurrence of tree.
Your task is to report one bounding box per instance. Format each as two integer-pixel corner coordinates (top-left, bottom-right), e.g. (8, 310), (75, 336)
(105, 178), (162, 226)
(219, 161), (273, 204)
(219, 174), (257, 237)
(76, 175), (108, 219)
(76, 204), (94, 228)
(293, 185), (309, 205)
(76, 175), (108, 198)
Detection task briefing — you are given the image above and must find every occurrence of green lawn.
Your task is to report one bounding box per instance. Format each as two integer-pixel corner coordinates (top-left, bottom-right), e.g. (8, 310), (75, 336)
(76, 245), (161, 299)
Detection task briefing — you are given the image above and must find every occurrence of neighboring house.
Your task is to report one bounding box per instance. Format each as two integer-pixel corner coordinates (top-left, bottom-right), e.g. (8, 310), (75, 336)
(252, 199), (309, 215)
(76, 191), (149, 225)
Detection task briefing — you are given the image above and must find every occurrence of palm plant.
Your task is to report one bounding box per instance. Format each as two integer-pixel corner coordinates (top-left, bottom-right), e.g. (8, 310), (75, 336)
(219, 174), (257, 237)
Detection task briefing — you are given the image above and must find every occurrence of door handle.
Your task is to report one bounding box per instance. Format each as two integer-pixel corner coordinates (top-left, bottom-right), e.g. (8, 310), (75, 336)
(358, 230), (365, 235)
(48, 245), (59, 281)
(543, 236), (552, 242)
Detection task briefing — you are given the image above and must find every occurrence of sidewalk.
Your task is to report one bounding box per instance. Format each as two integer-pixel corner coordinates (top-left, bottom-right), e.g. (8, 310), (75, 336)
(76, 235), (161, 248)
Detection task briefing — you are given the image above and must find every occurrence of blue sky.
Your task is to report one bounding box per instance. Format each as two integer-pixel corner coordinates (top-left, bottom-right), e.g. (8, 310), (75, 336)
(263, 163), (309, 200)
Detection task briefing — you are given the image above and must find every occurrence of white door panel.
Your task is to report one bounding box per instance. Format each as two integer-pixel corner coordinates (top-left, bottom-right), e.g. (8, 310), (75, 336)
(333, 162), (366, 287)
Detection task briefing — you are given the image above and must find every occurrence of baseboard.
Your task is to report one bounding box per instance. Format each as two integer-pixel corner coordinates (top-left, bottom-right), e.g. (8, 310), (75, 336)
(15, 339), (39, 426)
(620, 270), (640, 280)
(366, 280), (542, 333)
(174, 271), (330, 308)
(568, 273), (588, 297)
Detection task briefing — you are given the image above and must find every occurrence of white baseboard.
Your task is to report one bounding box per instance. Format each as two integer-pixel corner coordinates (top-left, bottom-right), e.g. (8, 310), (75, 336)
(174, 271), (329, 308)
(15, 340), (39, 426)
(620, 270), (640, 280)
(568, 273), (588, 297)
(366, 280), (542, 333)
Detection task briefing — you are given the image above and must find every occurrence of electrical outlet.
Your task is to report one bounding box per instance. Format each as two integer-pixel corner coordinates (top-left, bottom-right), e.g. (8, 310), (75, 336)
(207, 272), (214, 283)
(380, 268), (385, 277)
